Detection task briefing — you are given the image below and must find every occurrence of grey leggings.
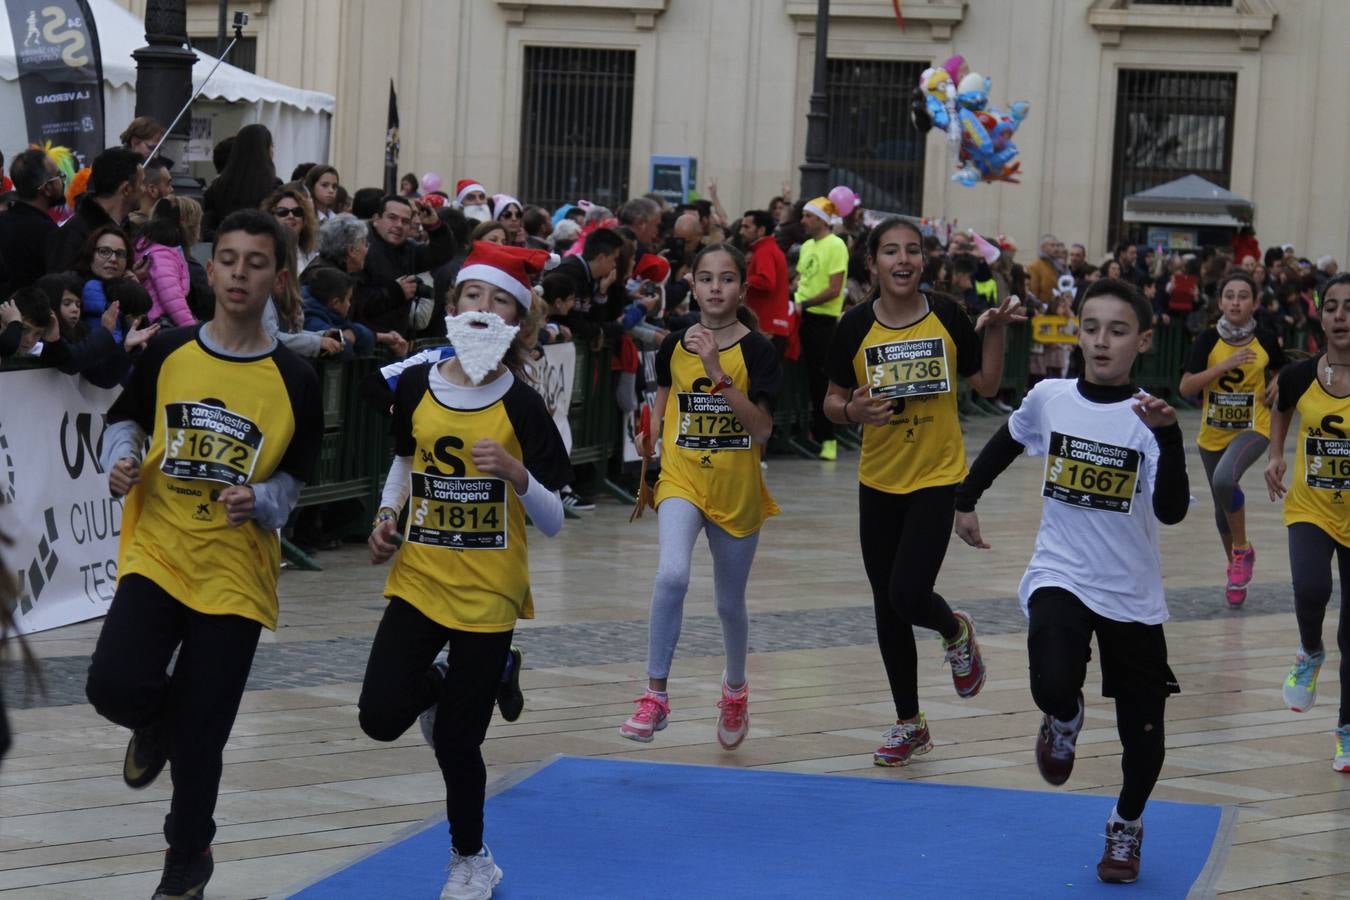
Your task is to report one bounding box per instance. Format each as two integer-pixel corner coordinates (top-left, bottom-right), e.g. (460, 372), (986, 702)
(646, 497), (760, 685)
(1198, 431), (1269, 535)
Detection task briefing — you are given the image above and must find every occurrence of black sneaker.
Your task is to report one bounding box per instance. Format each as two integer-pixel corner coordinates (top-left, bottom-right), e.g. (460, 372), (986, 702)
(561, 488), (596, 512)
(123, 724), (168, 789)
(497, 646), (525, 722)
(153, 847), (213, 899)
(1035, 694), (1084, 786)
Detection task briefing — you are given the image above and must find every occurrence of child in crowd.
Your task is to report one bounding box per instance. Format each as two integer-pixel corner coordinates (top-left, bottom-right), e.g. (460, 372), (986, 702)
(1178, 271), (1286, 607)
(36, 273), (158, 386)
(0, 287), (59, 359)
(539, 273), (576, 345)
(363, 243), (571, 900)
(620, 243), (781, 750)
(1265, 272), (1350, 772)
(302, 267), (374, 358)
(137, 201), (197, 327)
(954, 277), (1190, 884)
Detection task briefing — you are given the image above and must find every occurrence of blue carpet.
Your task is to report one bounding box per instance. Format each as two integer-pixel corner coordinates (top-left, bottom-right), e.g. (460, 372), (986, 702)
(289, 756), (1228, 899)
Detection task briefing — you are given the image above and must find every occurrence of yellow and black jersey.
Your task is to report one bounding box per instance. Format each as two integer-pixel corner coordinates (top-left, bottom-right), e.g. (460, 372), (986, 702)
(826, 294), (983, 494)
(385, 364), (572, 632)
(1183, 327), (1286, 451)
(1277, 356), (1350, 545)
(654, 328), (781, 536)
(109, 326), (321, 629)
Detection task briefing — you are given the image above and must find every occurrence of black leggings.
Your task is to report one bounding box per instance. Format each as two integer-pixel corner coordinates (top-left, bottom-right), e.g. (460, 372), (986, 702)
(859, 483), (962, 720)
(1028, 587), (1176, 821)
(85, 574), (262, 853)
(1289, 522), (1350, 726)
(799, 312), (837, 442)
(358, 597), (513, 856)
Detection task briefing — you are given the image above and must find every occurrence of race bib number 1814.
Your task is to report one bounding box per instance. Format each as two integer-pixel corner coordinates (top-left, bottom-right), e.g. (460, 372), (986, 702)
(408, 472), (508, 549)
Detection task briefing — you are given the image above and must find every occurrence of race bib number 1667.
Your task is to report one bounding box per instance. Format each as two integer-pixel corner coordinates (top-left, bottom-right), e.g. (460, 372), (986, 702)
(1042, 431), (1141, 514)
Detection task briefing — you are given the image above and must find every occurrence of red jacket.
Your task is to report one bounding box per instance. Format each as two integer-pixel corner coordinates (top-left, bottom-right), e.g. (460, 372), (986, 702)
(744, 235), (790, 337)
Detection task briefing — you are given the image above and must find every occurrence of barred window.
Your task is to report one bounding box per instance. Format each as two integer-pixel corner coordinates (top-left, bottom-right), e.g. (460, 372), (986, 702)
(1108, 69), (1236, 247)
(825, 58), (926, 215)
(519, 47), (635, 212)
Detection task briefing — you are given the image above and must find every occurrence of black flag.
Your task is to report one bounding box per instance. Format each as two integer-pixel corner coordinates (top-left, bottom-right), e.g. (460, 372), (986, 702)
(384, 80), (400, 195)
(5, 0), (106, 168)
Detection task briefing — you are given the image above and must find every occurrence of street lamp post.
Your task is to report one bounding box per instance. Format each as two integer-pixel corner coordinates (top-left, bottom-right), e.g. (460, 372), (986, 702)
(798, 0), (831, 200)
(132, 0), (198, 191)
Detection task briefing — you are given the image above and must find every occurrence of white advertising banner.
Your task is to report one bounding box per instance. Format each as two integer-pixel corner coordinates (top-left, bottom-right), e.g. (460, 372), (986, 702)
(0, 369), (122, 634)
(531, 341), (576, 454)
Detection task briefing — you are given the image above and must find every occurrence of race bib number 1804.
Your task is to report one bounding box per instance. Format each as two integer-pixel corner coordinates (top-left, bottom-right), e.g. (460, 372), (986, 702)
(1304, 435), (1350, 490)
(1042, 431), (1141, 514)
(866, 338), (950, 399)
(408, 472), (508, 549)
(161, 401), (265, 485)
(1206, 391), (1254, 430)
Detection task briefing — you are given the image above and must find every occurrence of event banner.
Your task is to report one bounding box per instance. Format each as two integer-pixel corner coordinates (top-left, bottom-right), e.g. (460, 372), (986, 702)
(4, 0), (105, 168)
(531, 341), (576, 454)
(0, 368), (122, 634)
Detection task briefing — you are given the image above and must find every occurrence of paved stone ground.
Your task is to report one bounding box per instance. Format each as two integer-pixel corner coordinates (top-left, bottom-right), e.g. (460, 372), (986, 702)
(3, 579), (1322, 709)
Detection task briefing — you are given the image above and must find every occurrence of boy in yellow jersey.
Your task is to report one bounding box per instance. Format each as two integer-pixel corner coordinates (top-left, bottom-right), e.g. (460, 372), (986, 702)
(955, 278), (1190, 884)
(1179, 271), (1286, 607)
(823, 217), (1022, 767)
(619, 243), (780, 750)
(1265, 273), (1350, 772)
(85, 210), (321, 900)
(362, 243), (571, 900)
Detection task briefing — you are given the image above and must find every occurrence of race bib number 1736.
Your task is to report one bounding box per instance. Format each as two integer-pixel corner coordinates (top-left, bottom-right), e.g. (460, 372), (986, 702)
(865, 338), (950, 400)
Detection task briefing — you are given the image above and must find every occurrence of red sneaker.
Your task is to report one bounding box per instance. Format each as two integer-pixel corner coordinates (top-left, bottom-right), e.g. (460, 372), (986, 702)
(1097, 820), (1144, 884)
(1035, 694), (1084, 786)
(716, 681), (749, 750)
(943, 611), (986, 698)
(873, 714), (933, 767)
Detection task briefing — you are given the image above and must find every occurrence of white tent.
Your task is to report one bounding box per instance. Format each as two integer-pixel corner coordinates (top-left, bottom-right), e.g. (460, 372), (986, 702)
(0, 0), (333, 176)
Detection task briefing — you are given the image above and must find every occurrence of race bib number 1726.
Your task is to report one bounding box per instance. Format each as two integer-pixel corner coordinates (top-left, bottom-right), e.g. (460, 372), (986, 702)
(1042, 431), (1141, 514)
(161, 401), (265, 485)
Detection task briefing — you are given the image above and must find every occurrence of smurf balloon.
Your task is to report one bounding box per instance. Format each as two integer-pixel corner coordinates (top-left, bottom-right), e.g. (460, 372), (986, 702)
(909, 56), (1030, 187)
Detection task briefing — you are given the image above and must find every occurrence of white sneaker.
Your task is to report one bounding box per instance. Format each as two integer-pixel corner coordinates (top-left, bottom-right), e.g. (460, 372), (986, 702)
(440, 845), (502, 900)
(420, 649), (449, 748)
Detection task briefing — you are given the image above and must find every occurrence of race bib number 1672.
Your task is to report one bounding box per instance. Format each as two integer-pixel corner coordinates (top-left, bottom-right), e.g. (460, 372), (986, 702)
(161, 401), (265, 485)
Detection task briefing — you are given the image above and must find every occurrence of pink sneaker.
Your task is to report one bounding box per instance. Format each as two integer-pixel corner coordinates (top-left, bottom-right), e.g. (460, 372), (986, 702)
(716, 682), (749, 750)
(619, 691), (670, 743)
(1225, 545), (1255, 608)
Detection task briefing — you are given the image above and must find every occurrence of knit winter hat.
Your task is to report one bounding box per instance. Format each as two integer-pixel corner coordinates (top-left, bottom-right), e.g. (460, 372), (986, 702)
(455, 242), (551, 309)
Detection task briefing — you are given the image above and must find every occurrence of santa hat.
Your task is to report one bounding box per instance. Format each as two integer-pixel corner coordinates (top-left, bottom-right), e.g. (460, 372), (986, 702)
(804, 197), (840, 226)
(455, 242), (550, 309)
(634, 254), (670, 284)
(493, 194), (522, 218)
(454, 179), (487, 206)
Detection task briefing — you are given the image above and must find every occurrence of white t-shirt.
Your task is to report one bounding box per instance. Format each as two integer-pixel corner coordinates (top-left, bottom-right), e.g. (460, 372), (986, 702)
(1007, 378), (1169, 624)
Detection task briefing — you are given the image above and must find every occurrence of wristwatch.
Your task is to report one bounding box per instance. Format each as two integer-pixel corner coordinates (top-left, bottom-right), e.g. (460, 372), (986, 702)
(709, 373), (734, 395)
(372, 507), (397, 528)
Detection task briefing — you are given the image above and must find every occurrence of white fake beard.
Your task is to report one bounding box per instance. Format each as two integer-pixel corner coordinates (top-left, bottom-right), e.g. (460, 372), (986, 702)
(462, 204), (491, 224)
(445, 311), (520, 385)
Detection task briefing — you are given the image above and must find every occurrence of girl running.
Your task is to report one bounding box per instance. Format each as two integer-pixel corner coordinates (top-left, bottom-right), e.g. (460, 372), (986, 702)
(1179, 271), (1287, 607)
(619, 243), (782, 750)
(823, 217), (1022, 766)
(1265, 273), (1350, 772)
(361, 242), (572, 900)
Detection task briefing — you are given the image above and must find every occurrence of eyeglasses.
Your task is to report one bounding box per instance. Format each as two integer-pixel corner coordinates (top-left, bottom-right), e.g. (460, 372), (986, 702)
(499, 210), (521, 220)
(94, 246), (128, 260)
(273, 207), (304, 219)
(42, 173), (66, 188)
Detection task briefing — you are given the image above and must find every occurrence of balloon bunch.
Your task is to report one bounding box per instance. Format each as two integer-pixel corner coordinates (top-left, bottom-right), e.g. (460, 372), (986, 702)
(910, 55), (1030, 187)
